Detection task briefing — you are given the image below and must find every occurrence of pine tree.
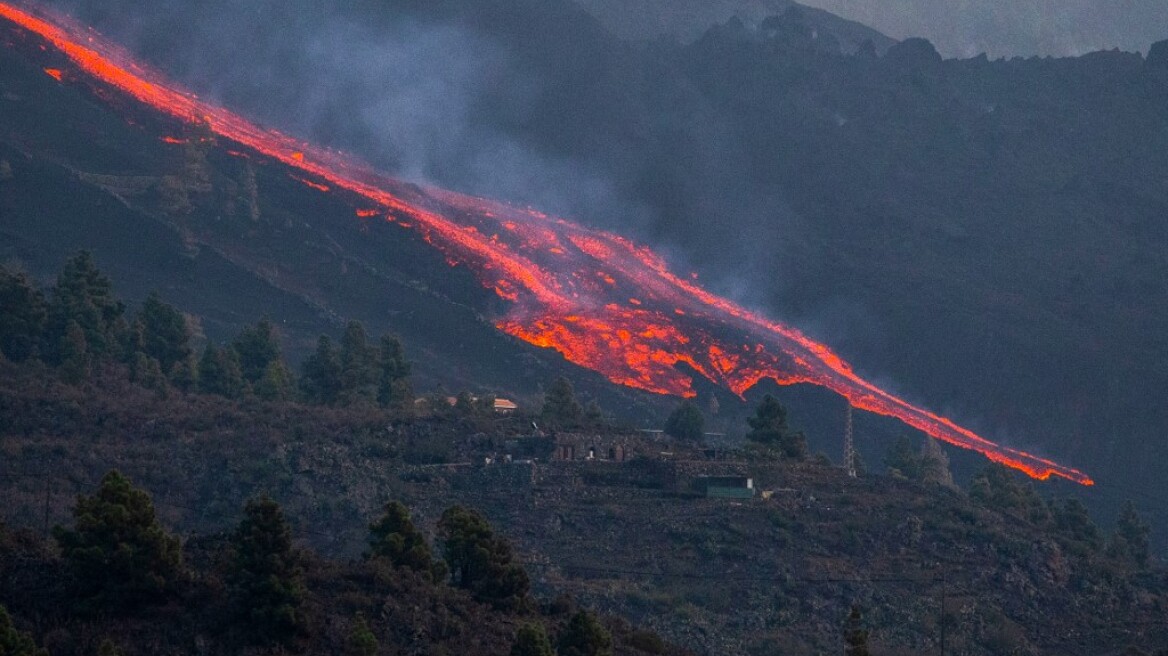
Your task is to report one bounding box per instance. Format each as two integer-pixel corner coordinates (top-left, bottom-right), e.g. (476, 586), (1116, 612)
(46, 251), (125, 362)
(301, 335), (342, 405)
(541, 377), (583, 429)
(345, 614), (378, 656)
(169, 354), (198, 392)
(339, 321), (378, 405)
(1053, 498), (1104, 552)
(197, 343), (245, 399)
(53, 470), (183, 612)
(376, 334), (413, 411)
(918, 437), (954, 487)
(58, 318), (91, 383)
(557, 611), (612, 656)
(746, 395), (807, 460)
(583, 400), (605, 427)
(130, 351), (169, 397)
(229, 497), (305, 645)
(0, 265), (47, 362)
(231, 318), (283, 386)
(844, 605), (870, 656)
(368, 501), (444, 579)
(664, 401), (705, 441)
(1110, 501), (1151, 567)
(438, 505), (529, 609)
(970, 464), (1051, 524)
(253, 359), (296, 402)
(884, 435), (922, 481)
(0, 605), (46, 656)
(511, 623), (554, 656)
(135, 292), (192, 374)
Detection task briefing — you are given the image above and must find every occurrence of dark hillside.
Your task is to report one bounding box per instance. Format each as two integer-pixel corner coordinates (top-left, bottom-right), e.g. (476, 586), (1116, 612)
(1, 359), (1166, 655)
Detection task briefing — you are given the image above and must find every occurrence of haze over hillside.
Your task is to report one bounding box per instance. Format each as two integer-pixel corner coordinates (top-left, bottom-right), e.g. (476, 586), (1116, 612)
(572, 0), (895, 53)
(798, 0), (1167, 57)
(581, 0), (1168, 57)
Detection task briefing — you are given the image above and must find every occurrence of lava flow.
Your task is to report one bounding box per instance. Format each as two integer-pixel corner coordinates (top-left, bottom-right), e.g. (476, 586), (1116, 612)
(0, 2), (1093, 485)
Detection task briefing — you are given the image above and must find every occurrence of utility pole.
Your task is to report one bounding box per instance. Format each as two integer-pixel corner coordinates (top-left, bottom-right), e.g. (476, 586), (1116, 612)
(844, 404), (857, 478)
(940, 571), (947, 656)
(42, 476), (52, 539)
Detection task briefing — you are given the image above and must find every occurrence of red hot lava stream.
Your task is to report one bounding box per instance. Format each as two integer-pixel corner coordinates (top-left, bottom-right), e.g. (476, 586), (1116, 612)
(0, 2), (1093, 485)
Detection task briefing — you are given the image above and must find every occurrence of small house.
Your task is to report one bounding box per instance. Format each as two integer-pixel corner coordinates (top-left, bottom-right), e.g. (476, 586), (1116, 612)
(493, 398), (519, 414)
(699, 476), (755, 499)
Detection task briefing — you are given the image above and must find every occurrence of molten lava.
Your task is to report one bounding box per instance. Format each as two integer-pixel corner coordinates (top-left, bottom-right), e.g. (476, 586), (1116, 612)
(0, 2), (1093, 485)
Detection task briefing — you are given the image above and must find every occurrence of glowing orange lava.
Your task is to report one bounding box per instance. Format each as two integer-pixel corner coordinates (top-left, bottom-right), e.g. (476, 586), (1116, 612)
(0, 1), (1093, 485)
(42, 66), (61, 80)
(291, 175), (330, 193)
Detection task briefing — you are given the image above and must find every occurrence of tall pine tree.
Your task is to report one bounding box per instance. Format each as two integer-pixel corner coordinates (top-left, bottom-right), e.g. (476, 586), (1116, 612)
(1110, 501), (1151, 567)
(844, 605), (870, 656)
(511, 623), (554, 656)
(0, 265), (47, 362)
(541, 377), (583, 429)
(301, 335), (342, 405)
(377, 334), (413, 411)
(746, 395), (808, 460)
(438, 506), (530, 609)
(664, 401), (705, 441)
(53, 470), (183, 612)
(229, 497), (305, 645)
(134, 292), (192, 375)
(46, 252), (125, 363)
(339, 321), (377, 405)
(232, 318), (283, 386)
(557, 612), (612, 656)
(368, 501), (444, 579)
(198, 343), (245, 399)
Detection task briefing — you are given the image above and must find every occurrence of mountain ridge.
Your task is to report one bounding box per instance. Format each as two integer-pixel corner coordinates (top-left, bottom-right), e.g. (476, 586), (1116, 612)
(572, 0), (896, 54)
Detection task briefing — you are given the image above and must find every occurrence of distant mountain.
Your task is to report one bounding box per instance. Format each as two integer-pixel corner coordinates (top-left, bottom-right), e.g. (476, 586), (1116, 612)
(574, 0), (896, 53)
(796, 0), (1168, 57)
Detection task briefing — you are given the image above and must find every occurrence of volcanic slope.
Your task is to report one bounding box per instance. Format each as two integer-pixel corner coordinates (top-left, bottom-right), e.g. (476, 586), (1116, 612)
(0, 28), (636, 409)
(16, 0), (1168, 508)
(0, 3), (1099, 486)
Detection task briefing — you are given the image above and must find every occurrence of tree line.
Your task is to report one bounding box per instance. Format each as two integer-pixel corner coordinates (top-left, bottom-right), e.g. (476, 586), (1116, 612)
(0, 252), (412, 409)
(0, 470), (631, 656)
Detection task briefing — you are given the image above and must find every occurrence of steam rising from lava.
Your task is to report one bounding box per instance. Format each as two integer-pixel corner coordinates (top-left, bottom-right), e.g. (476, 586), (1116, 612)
(0, 1), (1093, 485)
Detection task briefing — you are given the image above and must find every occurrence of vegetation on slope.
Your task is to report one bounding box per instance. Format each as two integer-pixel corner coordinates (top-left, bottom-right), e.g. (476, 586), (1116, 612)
(0, 257), (1166, 655)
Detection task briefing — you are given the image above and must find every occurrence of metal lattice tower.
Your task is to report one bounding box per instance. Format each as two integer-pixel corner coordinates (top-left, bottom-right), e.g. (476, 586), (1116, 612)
(844, 404), (857, 478)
